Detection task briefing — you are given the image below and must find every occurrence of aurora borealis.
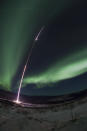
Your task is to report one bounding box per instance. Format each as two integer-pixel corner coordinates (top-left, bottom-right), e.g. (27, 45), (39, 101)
(0, 0), (87, 96)
(24, 48), (87, 84)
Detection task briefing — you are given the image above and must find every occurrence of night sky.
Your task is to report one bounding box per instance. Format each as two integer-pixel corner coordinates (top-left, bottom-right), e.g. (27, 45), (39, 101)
(0, 0), (87, 96)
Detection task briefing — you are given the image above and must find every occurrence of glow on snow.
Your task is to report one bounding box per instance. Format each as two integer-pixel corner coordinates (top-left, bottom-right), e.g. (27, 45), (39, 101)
(14, 26), (44, 104)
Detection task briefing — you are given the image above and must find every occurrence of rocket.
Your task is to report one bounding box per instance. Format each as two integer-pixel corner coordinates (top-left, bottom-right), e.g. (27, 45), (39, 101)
(35, 26), (44, 41)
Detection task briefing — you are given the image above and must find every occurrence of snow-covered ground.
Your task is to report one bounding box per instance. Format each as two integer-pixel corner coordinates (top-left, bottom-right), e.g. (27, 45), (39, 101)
(0, 97), (87, 131)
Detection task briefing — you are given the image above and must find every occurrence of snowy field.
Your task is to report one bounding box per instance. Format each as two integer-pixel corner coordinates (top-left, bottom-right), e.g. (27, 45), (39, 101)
(0, 97), (87, 131)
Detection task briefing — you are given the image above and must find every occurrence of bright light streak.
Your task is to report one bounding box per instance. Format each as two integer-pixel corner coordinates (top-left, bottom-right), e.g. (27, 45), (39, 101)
(15, 26), (45, 103)
(16, 42), (35, 103)
(16, 64), (27, 103)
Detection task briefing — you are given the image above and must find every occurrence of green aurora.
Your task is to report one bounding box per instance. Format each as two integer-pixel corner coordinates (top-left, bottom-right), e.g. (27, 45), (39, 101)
(0, 0), (73, 90)
(24, 48), (87, 85)
(0, 0), (87, 91)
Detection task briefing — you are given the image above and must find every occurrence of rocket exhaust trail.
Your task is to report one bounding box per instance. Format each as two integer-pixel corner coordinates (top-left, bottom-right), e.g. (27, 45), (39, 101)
(15, 26), (44, 104)
(15, 41), (36, 103)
